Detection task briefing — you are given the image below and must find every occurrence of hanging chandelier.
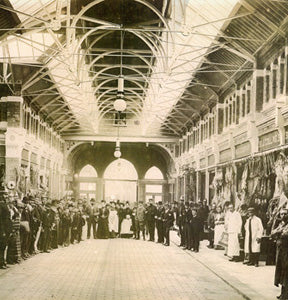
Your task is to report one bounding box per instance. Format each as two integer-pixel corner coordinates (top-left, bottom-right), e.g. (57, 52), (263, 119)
(113, 76), (126, 112)
(114, 138), (121, 158)
(113, 30), (126, 112)
(114, 126), (121, 158)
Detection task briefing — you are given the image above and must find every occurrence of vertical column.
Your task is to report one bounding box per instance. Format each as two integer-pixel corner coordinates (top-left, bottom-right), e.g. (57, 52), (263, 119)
(285, 46), (288, 95)
(195, 171), (199, 201)
(205, 168), (209, 202)
(252, 67), (265, 113)
(1, 96), (25, 183)
(279, 56), (285, 95)
(216, 103), (224, 134)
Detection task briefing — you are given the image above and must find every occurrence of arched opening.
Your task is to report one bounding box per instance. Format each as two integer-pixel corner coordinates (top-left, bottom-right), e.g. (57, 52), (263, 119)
(144, 166), (164, 203)
(104, 159), (138, 202)
(77, 164), (98, 200)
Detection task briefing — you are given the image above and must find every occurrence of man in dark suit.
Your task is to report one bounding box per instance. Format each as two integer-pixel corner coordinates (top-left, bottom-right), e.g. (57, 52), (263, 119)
(176, 197), (185, 246)
(163, 203), (174, 246)
(183, 203), (193, 250)
(86, 199), (99, 239)
(191, 208), (202, 252)
(145, 198), (157, 241)
(155, 201), (164, 243)
(0, 191), (13, 269)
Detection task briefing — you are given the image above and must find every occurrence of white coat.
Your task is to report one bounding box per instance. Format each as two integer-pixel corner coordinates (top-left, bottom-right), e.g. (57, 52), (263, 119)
(108, 209), (119, 232)
(244, 215), (263, 253)
(227, 210), (242, 257)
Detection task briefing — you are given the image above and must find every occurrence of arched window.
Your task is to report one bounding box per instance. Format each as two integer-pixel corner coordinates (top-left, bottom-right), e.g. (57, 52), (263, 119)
(145, 166), (164, 180)
(144, 166), (164, 203)
(78, 165), (97, 200)
(104, 159), (138, 180)
(79, 164), (98, 177)
(104, 159), (138, 202)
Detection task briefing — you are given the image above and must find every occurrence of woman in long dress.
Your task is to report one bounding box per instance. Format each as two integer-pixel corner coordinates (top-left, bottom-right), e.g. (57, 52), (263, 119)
(108, 202), (118, 238)
(97, 202), (110, 239)
(214, 205), (225, 249)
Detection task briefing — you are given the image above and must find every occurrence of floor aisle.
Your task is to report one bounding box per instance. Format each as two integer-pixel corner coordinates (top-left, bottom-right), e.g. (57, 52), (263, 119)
(0, 238), (248, 300)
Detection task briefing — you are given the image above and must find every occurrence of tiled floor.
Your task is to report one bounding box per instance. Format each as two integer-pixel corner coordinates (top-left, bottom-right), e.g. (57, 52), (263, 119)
(0, 234), (278, 300)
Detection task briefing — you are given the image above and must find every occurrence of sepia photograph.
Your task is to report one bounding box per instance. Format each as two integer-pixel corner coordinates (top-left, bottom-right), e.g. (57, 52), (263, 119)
(0, 0), (288, 299)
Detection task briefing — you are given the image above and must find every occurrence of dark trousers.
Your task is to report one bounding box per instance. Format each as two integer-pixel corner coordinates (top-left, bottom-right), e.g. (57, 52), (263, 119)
(208, 229), (214, 247)
(0, 237), (7, 266)
(87, 219), (97, 238)
(147, 220), (155, 241)
(249, 252), (260, 264)
(164, 227), (170, 245)
(77, 226), (83, 242)
(42, 228), (51, 252)
(135, 220), (145, 240)
(192, 233), (200, 251)
(51, 229), (58, 249)
(156, 221), (164, 243)
(184, 224), (192, 249)
(179, 222), (184, 246)
(20, 229), (30, 256)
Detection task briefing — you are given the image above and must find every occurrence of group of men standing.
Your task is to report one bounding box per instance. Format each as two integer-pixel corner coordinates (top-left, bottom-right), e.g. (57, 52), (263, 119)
(134, 199), (174, 246)
(0, 191), (86, 269)
(176, 199), (208, 252)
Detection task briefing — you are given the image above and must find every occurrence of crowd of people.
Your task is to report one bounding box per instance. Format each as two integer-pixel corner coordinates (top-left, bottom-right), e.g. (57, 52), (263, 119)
(1, 189), (288, 299)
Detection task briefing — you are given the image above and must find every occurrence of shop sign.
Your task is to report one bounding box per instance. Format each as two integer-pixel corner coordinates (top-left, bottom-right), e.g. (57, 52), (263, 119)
(208, 154), (215, 166)
(258, 130), (279, 152)
(200, 158), (206, 168)
(219, 149), (232, 163)
(235, 142), (251, 159)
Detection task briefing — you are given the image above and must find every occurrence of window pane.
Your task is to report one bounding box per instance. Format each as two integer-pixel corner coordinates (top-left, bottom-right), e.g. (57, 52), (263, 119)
(146, 185), (162, 193)
(80, 182), (96, 191)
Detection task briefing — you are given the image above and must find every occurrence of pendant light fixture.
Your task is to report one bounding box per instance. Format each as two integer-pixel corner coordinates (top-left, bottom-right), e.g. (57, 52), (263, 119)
(113, 30), (126, 112)
(114, 126), (122, 158)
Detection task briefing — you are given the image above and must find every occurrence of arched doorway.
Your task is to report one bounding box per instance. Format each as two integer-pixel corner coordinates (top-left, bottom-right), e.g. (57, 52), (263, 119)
(104, 159), (138, 202)
(78, 164), (98, 200)
(144, 166), (164, 203)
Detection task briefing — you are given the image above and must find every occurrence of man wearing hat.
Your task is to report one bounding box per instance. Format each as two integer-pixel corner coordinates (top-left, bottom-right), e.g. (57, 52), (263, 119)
(145, 198), (157, 242)
(155, 201), (164, 243)
(86, 198), (99, 239)
(226, 203), (242, 262)
(244, 207), (263, 267)
(163, 203), (174, 246)
(271, 208), (288, 300)
(0, 190), (13, 269)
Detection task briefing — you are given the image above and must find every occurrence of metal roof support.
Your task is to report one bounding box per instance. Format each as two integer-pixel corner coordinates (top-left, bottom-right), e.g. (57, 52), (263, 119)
(39, 95), (62, 112)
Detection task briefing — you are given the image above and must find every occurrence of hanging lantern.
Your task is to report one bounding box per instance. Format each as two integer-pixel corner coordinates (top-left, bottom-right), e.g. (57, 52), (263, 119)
(114, 148), (122, 158)
(113, 97), (127, 112)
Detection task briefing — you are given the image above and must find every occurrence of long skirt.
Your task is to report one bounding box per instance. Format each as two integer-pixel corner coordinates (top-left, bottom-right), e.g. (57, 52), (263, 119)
(214, 224), (224, 246)
(7, 232), (21, 263)
(97, 218), (109, 239)
(227, 232), (240, 257)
